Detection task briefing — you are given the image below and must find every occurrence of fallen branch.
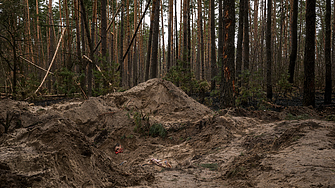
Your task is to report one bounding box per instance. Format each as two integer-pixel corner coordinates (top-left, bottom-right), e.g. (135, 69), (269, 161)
(34, 28), (66, 94)
(83, 55), (112, 86)
(19, 56), (54, 75)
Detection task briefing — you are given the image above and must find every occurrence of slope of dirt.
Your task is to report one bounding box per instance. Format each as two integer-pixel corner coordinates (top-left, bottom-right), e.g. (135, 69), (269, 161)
(0, 79), (335, 188)
(103, 78), (212, 128)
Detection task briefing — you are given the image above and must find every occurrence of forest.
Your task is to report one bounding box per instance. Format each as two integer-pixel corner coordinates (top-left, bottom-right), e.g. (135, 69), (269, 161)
(1, 0), (335, 187)
(0, 0), (334, 107)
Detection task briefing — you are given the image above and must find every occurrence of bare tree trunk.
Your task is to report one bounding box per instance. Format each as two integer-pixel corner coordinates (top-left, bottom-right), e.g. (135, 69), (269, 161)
(119, 5), (124, 87)
(64, 0), (71, 69)
(243, 0), (250, 74)
(101, 0), (107, 58)
(160, 0), (165, 76)
(74, 0), (81, 75)
(303, 0), (315, 107)
(47, 0), (54, 92)
(145, 0), (157, 80)
(288, 0), (298, 83)
(80, 0), (95, 96)
(151, 0), (160, 79)
(218, 0), (223, 84)
(167, 0), (173, 73)
(175, 0), (179, 66)
(324, 0), (332, 104)
(236, 0), (244, 87)
(210, 0), (216, 90)
(133, 0), (138, 85)
(266, 0), (272, 99)
(221, 0), (235, 107)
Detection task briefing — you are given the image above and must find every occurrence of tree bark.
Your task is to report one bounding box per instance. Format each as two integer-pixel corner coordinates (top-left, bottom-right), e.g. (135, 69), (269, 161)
(210, 0), (216, 90)
(243, 0), (250, 74)
(236, 0), (244, 87)
(288, 0), (298, 83)
(79, 0), (95, 96)
(324, 0), (332, 104)
(221, 0), (235, 107)
(266, 0), (272, 99)
(198, 0), (204, 80)
(167, 0), (173, 73)
(217, 0), (223, 84)
(150, 0), (160, 79)
(303, 0), (315, 107)
(145, 0), (157, 80)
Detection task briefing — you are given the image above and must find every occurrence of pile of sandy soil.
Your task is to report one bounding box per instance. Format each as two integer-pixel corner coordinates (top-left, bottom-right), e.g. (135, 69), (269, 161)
(103, 78), (212, 128)
(0, 78), (335, 188)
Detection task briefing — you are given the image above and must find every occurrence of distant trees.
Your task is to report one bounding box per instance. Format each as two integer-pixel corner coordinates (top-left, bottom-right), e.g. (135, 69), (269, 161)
(0, 0), (333, 107)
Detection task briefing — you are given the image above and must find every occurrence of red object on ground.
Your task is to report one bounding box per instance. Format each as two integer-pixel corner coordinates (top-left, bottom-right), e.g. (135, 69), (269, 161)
(115, 144), (123, 154)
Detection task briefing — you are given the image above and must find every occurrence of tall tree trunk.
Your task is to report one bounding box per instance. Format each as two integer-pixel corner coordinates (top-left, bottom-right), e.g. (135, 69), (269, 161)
(175, 0), (178, 66)
(288, 0), (298, 83)
(160, 0), (165, 76)
(133, 0), (138, 85)
(64, 0), (71, 69)
(183, 0), (188, 65)
(167, 0), (173, 72)
(145, 0), (157, 80)
(303, 0), (315, 107)
(266, 0), (272, 99)
(221, 0), (235, 107)
(151, 0), (160, 79)
(243, 0), (250, 74)
(126, 0), (131, 87)
(236, 0), (244, 87)
(101, 0), (107, 59)
(80, 0), (95, 96)
(198, 0), (204, 80)
(36, 0), (43, 78)
(324, 0), (332, 104)
(119, 5), (124, 87)
(25, 0), (35, 68)
(210, 0), (216, 90)
(80, 0), (86, 90)
(74, 0), (81, 76)
(48, 0), (54, 92)
(218, 0), (223, 84)
(252, 0), (259, 70)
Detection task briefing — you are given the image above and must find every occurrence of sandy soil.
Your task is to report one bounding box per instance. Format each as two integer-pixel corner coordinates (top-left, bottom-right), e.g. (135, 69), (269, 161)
(0, 78), (335, 188)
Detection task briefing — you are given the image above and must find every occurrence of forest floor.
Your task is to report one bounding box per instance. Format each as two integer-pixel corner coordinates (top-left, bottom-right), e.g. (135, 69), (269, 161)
(1, 78), (335, 188)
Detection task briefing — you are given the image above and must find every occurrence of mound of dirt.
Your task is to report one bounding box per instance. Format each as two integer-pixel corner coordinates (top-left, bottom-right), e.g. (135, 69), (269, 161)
(1, 79), (335, 188)
(103, 78), (212, 128)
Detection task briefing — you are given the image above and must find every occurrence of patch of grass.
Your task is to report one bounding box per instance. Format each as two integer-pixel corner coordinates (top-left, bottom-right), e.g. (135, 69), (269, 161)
(326, 115), (335, 122)
(127, 134), (134, 139)
(291, 136), (300, 142)
(285, 113), (310, 120)
(200, 163), (218, 171)
(149, 123), (167, 138)
(226, 166), (246, 178)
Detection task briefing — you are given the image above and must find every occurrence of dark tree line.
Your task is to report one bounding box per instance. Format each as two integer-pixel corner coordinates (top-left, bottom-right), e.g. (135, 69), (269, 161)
(0, 0), (333, 107)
